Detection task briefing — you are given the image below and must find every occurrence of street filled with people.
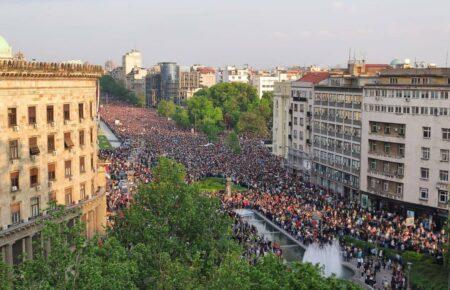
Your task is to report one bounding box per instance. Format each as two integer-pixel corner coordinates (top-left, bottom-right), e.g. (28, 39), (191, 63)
(99, 102), (447, 289)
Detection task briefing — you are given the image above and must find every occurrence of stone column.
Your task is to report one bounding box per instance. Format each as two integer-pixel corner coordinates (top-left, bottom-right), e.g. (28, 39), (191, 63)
(25, 236), (33, 260)
(4, 244), (13, 265)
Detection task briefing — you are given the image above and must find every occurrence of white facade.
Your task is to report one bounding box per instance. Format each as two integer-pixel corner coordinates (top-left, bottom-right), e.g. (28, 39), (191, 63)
(272, 82), (291, 158)
(218, 66), (249, 83)
(122, 50), (142, 75)
(361, 79), (450, 211)
(251, 75), (279, 98)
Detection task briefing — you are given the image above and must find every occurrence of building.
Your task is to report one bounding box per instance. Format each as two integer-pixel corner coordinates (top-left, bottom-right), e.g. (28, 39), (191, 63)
(217, 66), (250, 83)
(122, 49), (142, 76)
(197, 67), (216, 88)
(145, 62), (180, 106)
(178, 67), (216, 103)
(360, 68), (450, 221)
(286, 72), (330, 178)
(272, 81), (291, 158)
(310, 61), (390, 199)
(251, 75), (279, 98)
(160, 62), (180, 103)
(0, 40), (107, 265)
(126, 67), (147, 97)
(0, 36), (12, 59)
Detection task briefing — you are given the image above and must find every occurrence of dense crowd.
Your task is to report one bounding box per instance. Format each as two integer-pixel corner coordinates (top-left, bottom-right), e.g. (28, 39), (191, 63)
(99, 102), (447, 287)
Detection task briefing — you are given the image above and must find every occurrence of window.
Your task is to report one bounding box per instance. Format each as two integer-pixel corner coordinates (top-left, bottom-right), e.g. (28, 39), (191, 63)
(439, 190), (448, 203)
(78, 103), (84, 121)
(48, 163), (56, 181)
(421, 147), (430, 160)
(397, 164), (404, 176)
(369, 141), (376, 152)
(63, 104), (70, 121)
(384, 143), (391, 154)
(80, 156), (86, 173)
(90, 153), (94, 171)
(89, 101), (93, 118)
(30, 167), (39, 187)
(28, 106), (37, 125)
(441, 149), (449, 162)
(8, 107), (17, 127)
(439, 170), (448, 182)
(420, 167), (429, 180)
(442, 128), (450, 141)
(9, 140), (19, 160)
(396, 184), (403, 195)
(382, 181), (389, 192)
(65, 160), (72, 177)
(29, 137), (40, 156)
(64, 132), (74, 150)
(90, 128), (94, 144)
(398, 144), (405, 157)
(419, 188), (428, 200)
(10, 203), (21, 224)
(10, 171), (19, 191)
(384, 124), (391, 134)
(47, 105), (54, 123)
(65, 187), (73, 205)
(423, 127), (431, 139)
(80, 183), (86, 200)
(30, 196), (40, 218)
(370, 159), (377, 170)
(79, 130), (85, 146)
(47, 134), (55, 153)
(49, 191), (57, 209)
(371, 123), (378, 133)
(398, 125), (405, 136)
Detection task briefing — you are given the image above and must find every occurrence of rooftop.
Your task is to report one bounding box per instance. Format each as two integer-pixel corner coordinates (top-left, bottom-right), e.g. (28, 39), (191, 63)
(297, 72), (330, 84)
(378, 67), (450, 77)
(0, 59), (103, 78)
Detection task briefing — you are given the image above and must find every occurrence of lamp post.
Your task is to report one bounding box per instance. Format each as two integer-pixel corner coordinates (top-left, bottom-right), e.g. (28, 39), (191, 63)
(407, 262), (412, 290)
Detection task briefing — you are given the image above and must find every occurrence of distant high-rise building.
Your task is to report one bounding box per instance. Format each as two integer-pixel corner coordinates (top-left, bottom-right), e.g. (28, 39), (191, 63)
(122, 49), (142, 75)
(159, 62), (180, 102)
(217, 66), (250, 84)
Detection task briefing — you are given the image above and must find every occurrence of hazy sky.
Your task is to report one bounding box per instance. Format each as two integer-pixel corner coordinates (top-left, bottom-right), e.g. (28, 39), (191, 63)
(2, 0), (450, 68)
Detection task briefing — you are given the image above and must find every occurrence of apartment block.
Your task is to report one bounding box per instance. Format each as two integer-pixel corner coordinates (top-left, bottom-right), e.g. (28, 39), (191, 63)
(360, 68), (450, 218)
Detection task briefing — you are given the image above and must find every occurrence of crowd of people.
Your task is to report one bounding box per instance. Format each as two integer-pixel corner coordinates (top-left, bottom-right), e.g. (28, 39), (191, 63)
(99, 102), (447, 288)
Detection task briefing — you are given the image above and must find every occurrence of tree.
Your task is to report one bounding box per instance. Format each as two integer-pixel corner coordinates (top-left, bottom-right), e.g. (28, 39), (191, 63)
(237, 111), (268, 137)
(225, 131), (241, 154)
(186, 95), (223, 139)
(100, 75), (141, 106)
(172, 106), (191, 129)
(157, 100), (176, 118)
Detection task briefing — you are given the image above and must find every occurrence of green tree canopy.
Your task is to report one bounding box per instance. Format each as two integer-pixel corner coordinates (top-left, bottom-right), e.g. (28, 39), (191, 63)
(237, 111), (269, 137)
(172, 106), (191, 129)
(157, 100), (176, 118)
(100, 75), (142, 106)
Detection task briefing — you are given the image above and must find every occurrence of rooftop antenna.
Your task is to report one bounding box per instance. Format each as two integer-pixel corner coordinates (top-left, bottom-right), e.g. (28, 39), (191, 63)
(348, 48), (351, 63)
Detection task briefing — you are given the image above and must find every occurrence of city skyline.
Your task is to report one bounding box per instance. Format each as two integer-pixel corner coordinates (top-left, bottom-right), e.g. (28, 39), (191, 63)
(2, 0), (450, 68)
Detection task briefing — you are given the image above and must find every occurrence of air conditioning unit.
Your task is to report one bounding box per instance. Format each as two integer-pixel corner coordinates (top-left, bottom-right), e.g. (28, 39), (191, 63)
(11, 186), (18, 192)
(64, 120), (70, 125)
(50, 121), (56, 127)
(36, 185), (41, 191)
(405, 98), (410, 102)
(52, 150), (57, 156)
(48, 181), (53, 187)
(13, 125), (19, 132)
(30, 155), (37, 161)
(33, 123), (39, 129)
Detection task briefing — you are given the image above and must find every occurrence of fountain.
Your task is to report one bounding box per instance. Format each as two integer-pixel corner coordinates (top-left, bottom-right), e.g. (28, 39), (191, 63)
(302, 240), (343, 277)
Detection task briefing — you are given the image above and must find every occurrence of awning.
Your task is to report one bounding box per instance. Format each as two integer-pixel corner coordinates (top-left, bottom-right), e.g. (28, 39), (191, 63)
(30, 146), (40, 155)
(64, 134), (74, 148)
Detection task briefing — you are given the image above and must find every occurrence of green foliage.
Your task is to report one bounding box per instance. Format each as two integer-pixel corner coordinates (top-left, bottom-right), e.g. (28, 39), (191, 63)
(225, 131), (241, 154)
(172, 106), (191, 129)
(2, 158), (361, 289)
(157, 99), (176, 117)
(195, 177), (247, 193)
(186, 95), (223, 140)
(237, 111), (268, 137)
(100, 75), (141, 106)
(98, 135), (112, 149)
(11, 208), (137, 289)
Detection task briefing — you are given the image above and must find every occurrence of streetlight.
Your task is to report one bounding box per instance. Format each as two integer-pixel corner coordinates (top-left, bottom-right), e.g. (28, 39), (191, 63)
(407, 261), (412, 290)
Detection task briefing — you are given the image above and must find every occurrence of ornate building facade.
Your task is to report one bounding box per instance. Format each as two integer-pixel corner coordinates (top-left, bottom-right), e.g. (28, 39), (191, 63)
(0, 58), (107, 265)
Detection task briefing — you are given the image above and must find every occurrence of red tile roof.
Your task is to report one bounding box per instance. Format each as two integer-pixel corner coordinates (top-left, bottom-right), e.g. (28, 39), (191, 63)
(298, 72), (330, 83)
(197, 67), (216, 74)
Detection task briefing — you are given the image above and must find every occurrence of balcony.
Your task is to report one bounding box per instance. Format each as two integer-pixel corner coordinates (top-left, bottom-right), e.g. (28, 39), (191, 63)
(367, 187), (403, 201)
(368, 150), (404, 161)
(368, 170), (404, 181)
